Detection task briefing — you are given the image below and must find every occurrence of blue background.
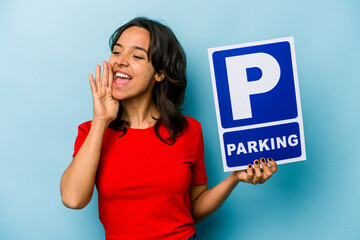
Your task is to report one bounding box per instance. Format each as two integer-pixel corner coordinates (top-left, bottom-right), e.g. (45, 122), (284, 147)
(1, 0), (359, 239)
(212, 41), (298, 128)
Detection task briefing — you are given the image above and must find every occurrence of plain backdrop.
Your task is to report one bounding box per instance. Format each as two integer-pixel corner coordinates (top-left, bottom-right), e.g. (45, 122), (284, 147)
(1, 0), (359, 239)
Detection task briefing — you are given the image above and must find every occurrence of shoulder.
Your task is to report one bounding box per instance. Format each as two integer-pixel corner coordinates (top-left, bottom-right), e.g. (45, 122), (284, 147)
(183, 116), (202, 135)
(79, 120), (92, 128)
(184, 116), (201, 127)
(184, 116), (200, 125)
(77, 120), (92, 133)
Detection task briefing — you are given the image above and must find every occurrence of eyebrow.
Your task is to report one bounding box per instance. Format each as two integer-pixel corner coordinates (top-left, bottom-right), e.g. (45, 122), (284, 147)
(114, 43), (148, 54)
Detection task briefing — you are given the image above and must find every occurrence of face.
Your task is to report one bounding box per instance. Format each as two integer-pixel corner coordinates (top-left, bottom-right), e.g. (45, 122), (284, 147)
(109, 26), (162, 101)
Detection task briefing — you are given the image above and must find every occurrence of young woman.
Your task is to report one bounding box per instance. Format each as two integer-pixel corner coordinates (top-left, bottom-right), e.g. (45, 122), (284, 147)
(60, 17), (277, 240)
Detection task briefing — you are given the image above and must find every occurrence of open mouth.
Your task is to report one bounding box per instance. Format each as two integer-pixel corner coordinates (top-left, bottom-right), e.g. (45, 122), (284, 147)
(114, 72), (132, 87)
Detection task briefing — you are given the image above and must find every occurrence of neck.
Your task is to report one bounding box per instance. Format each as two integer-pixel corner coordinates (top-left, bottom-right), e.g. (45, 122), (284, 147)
(121, 98), (159, 129)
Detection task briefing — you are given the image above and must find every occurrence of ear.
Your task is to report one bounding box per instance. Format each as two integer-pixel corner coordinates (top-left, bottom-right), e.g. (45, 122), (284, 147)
(154, 71), (165, 82)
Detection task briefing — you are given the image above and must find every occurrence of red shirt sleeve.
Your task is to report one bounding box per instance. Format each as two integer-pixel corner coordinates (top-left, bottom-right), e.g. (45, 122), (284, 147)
(72, 121), (91, 158)
(190, 121), (207, 185)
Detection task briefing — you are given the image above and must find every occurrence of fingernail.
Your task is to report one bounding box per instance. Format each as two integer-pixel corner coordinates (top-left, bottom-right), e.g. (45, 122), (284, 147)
(255, 160), (259, 165)
(268, 158), (273, 161)
(248, 164), (252, 168)
(261, 158), (265, 162)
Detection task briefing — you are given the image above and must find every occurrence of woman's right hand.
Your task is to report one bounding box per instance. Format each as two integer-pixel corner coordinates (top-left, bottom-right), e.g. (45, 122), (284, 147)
(88, 60), (119, 125)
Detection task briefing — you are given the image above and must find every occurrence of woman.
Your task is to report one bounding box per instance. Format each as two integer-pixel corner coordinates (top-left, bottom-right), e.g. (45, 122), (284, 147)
(60, 17), (277, 240)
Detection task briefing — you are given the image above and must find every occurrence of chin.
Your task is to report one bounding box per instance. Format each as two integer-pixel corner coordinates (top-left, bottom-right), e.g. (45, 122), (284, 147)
(112, 95), (126, 101)
(111, 89), (127, 100)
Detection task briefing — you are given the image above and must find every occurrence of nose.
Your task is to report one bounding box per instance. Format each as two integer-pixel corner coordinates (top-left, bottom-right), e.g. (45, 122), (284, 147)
(113, 53), (129, 67)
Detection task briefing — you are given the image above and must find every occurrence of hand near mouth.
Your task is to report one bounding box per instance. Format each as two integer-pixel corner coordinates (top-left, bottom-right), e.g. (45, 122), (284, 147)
(88, 60), (119, 125)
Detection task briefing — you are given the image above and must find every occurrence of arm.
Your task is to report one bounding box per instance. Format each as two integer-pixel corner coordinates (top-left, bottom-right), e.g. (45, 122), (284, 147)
(60, 61), (118, 209)
(60, 120), (109, 209)
(190, 158), (277, 223)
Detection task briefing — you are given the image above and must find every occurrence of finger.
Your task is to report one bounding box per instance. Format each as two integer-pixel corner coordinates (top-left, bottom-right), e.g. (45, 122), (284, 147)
(95, 64), (101, 90)
(259, 157), (273, 183)
(88, 73), (97, 94)
(260, 157), (272, 175)
(102, 60), (109, 88)
(252, 160), (262, 185)
(244, 164), (254, 182)
(268, 157), (278, 173)
(108, 62), (114, 88)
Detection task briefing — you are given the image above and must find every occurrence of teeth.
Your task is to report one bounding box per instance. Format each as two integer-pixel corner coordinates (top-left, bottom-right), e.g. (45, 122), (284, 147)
(116, 72), (131, 79)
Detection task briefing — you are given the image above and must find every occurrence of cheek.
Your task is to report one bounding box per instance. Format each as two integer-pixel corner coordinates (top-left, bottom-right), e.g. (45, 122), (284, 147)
(143, 65), (156, 80)
(133, 64), (155, 80)
(108, 56), (115, 65)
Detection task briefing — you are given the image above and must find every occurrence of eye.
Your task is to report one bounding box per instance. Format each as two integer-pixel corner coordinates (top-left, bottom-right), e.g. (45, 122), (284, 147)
(112, 51), (120, 55)
(133, 55), (145, 60)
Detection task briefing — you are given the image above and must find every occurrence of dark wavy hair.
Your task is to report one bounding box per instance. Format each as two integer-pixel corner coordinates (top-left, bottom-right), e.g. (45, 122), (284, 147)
(108, 17), (187, 145)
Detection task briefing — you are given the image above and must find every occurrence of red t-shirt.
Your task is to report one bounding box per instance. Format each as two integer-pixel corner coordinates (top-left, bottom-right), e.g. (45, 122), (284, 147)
(72, 116), (207, 240)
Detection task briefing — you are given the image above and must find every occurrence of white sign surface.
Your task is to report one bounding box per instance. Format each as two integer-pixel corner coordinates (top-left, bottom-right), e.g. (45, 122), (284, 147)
(208, 37), (306, 172)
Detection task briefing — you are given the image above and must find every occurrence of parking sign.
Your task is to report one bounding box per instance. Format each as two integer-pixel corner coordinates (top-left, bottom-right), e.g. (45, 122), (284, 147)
(208, 37), (306, 171)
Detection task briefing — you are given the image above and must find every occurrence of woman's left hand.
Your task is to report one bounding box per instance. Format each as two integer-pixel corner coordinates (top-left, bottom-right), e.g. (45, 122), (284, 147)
(233, 158), (277, 185)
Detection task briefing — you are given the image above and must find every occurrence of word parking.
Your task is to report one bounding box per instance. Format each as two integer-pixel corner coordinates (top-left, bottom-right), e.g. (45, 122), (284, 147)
(227, 134), (299, 156)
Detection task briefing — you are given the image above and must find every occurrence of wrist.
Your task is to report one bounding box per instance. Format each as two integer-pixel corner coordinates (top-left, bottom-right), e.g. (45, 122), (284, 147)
(92, 117), (112, 129)
(230, 171), (241, 184)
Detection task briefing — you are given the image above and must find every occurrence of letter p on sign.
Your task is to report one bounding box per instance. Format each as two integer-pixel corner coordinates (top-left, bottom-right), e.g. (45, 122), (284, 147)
(226, 53), (281, 120)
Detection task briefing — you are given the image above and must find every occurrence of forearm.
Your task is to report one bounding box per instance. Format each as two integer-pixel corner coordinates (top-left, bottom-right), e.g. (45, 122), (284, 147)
(191, 172), (239, 223)
(60, 120), (108, 209)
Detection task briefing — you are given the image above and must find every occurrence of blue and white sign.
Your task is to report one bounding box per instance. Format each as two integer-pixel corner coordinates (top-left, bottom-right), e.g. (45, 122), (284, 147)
(208, 37), (306, 171)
